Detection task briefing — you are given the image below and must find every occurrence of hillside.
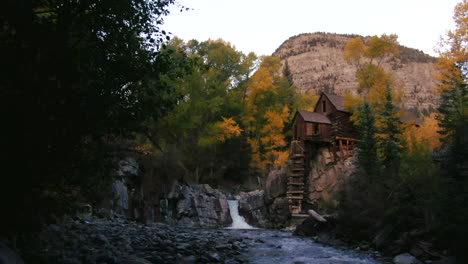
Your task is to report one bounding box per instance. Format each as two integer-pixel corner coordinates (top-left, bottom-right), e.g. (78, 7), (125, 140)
(273, 33), (439, 114)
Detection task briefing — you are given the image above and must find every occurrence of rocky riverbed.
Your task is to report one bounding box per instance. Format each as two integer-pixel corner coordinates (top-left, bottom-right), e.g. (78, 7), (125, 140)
(14, 216), (392, 264)
(19, 217), (254, 264)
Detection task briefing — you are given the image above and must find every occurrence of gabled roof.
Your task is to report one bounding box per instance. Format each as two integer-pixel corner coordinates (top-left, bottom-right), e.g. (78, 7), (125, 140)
(324, 93), (347, 112)
(314, 93), (349, 113)
(297, 110), (331, 124)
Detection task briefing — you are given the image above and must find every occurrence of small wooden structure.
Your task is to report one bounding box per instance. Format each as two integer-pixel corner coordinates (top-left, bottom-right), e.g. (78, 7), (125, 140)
(292, 110), (332, 142)
(288, 93), (359, 215)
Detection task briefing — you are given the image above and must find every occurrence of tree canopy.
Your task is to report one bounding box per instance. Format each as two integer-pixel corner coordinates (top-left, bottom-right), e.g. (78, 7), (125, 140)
(0, 0), (179, 234)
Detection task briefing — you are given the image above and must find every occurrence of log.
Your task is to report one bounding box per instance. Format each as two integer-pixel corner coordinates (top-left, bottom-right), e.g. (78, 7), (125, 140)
(307, 209), (327, 222)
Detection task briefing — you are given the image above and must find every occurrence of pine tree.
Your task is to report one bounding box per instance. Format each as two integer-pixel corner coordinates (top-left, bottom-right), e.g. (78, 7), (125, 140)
(356, 102), (381, 179)
(377, 86), (406, 175)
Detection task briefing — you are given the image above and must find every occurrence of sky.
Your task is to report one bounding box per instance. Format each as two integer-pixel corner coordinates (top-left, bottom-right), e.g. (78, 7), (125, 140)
(163, 0), (461, 57)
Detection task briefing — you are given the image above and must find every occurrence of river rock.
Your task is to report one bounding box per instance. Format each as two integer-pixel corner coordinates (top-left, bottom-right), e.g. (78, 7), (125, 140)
(393, 253), (423, 264)
(20, 218), (257, 263)
(238, 190), (270, 228)
(268, 197), (290, 228)
(265, 166), (288, 202)
(164, 182), (232, 227)
(294, 211), (333, 237)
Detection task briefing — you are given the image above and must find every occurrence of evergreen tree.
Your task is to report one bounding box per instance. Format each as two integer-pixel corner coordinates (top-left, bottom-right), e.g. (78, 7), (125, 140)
(355, 102), (381, 179)
(377, 86), (406, 175)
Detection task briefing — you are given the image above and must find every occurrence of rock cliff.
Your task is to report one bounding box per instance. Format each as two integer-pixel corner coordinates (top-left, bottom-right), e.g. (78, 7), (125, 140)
(273, 33), (439, 114)
(306, 146), (356, 211)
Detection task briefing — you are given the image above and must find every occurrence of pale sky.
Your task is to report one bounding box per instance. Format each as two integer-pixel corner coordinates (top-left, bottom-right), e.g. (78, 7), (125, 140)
(163, 0), (461, 57)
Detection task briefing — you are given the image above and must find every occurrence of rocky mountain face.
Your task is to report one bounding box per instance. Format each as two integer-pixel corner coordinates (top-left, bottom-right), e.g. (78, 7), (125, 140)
(273, 33), (439, 114)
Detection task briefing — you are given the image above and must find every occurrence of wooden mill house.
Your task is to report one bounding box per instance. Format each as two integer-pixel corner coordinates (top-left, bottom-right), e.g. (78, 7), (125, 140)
(288, 93), (359, 215)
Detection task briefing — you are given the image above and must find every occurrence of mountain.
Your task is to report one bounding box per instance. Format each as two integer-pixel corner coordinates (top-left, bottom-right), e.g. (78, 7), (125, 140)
(273, 32), (439, 115)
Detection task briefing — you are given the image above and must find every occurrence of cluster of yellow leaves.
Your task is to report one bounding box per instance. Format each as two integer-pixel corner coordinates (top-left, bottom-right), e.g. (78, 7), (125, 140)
(246, 57), (280, 112)
(404, 113), (442, 151)
(343, 34), (405, 122)
(435, 0), (468, 92)
(343, 34), (399, 67)
(296, 89), (319, 111)
(260, 107), (289, 149)
(199, 117), (242, 147)
(248, 106), (290, 173)
(243, 56), (293, 173)
(132, 144), (154, 155)
(217, 117), (243, 142)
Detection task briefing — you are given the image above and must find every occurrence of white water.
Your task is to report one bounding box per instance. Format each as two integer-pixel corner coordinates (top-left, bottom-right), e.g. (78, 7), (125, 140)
(227, 200), (257, 229)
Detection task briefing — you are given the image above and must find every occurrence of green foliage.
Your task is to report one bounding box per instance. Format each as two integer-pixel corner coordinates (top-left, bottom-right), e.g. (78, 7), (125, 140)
(433, 68), (468, 259)
(377, 87), (406, 174)
(387, 139), (439, 231)
(0, 0), (178, 234)
(144, 38), (257, 185)
(355, 103), (381, 179)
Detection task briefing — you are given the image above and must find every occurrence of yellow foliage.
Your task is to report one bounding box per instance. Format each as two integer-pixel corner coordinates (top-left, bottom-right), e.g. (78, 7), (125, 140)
(435, 0), (468, 92)
(217, 117), (243, 142)
(297, 89), (320, 111)
(366, 34), (399, 64)
(343, 37), (367, 64)
(246, 56), (282, 111)
(404, 113), (442, 151)
(343, 90), (363, 112)
(343, 34), (407, 126)
(273, 150), (289, 168)
(132, 144), (154, 155)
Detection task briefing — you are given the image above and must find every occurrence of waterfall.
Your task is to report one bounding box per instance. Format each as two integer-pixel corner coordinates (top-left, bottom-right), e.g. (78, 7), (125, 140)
(227, 200), (257, 229)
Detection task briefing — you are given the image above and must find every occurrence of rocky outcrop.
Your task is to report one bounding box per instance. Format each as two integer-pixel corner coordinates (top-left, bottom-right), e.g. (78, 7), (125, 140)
(237, 190), (270, 228)
(265, 166), (288, 201)
(273, 33), (439, 115)
(162, 182), (232, 228)
(307, 147), (355, 210)
(264, 166), (291, 227)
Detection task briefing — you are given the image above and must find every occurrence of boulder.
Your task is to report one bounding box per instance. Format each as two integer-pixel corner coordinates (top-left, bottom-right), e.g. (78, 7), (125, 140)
(265, 166), (288, 201)
(294, 211), (333, 237)
(268, 197), (290, 228)
(163, 182), (232, 227)
(392, 253), (423, 264)
(238, 190), (270, 227)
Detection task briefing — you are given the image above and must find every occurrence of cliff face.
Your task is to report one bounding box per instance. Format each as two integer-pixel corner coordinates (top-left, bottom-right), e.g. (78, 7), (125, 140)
(273, 33), (439, 114)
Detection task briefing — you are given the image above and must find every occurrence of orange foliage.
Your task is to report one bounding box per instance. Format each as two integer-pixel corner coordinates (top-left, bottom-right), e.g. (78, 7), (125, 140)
(132, 144), (154, 155)
(217, 117), (243, 142)
(404, 113), (442, 151)
(435, 0), (468, 92)
(343, 37), (367, 65)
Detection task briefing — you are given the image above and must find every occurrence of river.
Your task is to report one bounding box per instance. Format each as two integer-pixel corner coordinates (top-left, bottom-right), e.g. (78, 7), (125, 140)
(226, 200), (388, 264)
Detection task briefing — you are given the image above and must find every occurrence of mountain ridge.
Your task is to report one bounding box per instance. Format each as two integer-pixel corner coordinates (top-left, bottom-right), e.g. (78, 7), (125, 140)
(273, 32), (439, 114)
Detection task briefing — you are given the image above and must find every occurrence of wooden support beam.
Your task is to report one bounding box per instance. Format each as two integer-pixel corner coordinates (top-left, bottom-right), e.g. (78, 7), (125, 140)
(335, 136), (359, 141)
(339, 139), (344, 159)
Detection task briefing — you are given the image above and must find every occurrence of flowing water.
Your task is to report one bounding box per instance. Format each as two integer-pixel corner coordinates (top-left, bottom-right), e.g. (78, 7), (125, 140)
(227, 200), (257, 229)
(225, 200), (386, 264)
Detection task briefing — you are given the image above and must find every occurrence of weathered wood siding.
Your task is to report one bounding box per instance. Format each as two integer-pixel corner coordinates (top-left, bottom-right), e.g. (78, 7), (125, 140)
(314, 95), (337, 116)
(293, 114), (306, 141)
(305, 123), (332, 142)
(293, 114), (332, 142)
(328, 112), (356, 139)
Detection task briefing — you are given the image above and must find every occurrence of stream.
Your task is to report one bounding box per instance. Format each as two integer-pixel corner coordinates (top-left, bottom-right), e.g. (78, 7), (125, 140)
(225, 200), (387, 264)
